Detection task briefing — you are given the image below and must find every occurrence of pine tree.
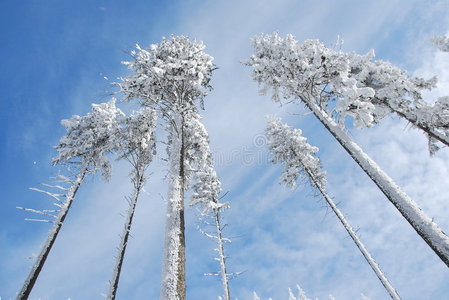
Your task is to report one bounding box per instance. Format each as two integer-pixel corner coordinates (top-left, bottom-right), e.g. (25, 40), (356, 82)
(120, 36), (215, 300)
(183, 111), (232, 300)
(17, 99), (123, 300)
(245, 33), (449, 267)
(107, 107), (157, 299)
(266, 117), (401, 300)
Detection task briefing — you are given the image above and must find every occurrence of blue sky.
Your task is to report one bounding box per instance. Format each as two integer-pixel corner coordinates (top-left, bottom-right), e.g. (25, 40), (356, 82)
(1, 0), (449, 299)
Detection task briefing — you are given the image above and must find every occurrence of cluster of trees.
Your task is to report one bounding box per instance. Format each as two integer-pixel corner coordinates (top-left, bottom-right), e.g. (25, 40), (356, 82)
(17, 36), (230, 300)
(245, 33), (449, 299)
(17, 33), (448, 299)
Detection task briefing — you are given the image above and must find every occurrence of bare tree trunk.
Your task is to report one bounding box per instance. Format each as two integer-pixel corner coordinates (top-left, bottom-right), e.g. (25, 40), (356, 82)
(161, 113), (186, 300)
(306, 169), (401, 300)
(301, 94), (449, 267)
(17, 167), (87, 300)
(107, 169), (145, 299)
(213, 207), (231, 300)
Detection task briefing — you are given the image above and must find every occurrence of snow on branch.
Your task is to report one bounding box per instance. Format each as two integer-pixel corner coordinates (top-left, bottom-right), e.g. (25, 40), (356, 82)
(431, 35), (449, 52)
(184, 111), (222, 211)
(246, 33), (449, 153)
(265, 116), (326, 190)
(53, 98), (125, 180)
(120, 35), (215, 111)
(116, 106), (157, 175)
(17, 180), (71, 223)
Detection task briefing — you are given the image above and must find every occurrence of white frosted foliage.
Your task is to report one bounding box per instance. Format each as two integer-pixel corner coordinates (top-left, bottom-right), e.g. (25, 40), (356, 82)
(246, 33), (449, 152)
(431, 35), (449, 52)
(265, 116), (325, 190)
(121, 35), (217, 300)
(53, 98), (125, 179)
(120, 35), (214, 110)
(265, 117), (401, 300)
(247, 33), (449, 268)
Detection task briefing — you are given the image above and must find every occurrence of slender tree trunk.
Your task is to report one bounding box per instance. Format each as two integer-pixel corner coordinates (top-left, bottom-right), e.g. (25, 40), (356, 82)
(17, 166), (88, 300)
(213, 207), (231, 300)
(107, 169), (145, 299)
(161, 113), (186, 300)
(301, 94), (449, 267)
(306, 169), (401, 300)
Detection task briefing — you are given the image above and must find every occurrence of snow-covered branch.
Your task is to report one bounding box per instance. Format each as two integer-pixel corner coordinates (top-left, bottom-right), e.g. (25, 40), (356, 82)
(246, 33), (449, 153)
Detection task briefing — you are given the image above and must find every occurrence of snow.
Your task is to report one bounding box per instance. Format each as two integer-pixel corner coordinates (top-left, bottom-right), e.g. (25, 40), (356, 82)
(265, 117), (400, 300)
(246, 33), (449, 153)
(431, 35), (449, 52)
(247, 32), (449, 268)
(121, 36), (219, 300)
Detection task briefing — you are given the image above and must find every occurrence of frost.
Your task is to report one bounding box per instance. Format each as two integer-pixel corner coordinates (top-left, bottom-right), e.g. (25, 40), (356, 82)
(266, 117), (400, 300)
(265, 116), (325, 190)
(430, 35), (449, 52)
(121, 35), (218, 300)
(247, 32), (449, 268)
(53, 98), (124, 180)
(245, 33), (449, 152)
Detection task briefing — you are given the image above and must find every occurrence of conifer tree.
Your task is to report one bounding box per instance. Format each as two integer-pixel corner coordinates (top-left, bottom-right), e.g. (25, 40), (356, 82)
(245, 33), (449, 267)
(107, 107), (157, 299)
(17, 99), (123, 299)
(266, 117), (401, 300)
(120, 36), (216, 300)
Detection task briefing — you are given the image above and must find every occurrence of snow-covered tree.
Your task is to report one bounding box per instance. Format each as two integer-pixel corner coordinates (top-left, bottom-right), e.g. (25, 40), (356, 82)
(107, 107), (157, 299)
(183, 111), (233, 300)
(266, 117), (401, 300)
(17, 99), (123, 300)
(431, 35), (449, 52)
(120, 35), (215, 300)
(245, 33), (449, 267)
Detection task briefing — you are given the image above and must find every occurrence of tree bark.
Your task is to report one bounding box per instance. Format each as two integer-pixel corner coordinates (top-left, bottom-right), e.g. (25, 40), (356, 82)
(302, 94), (449, 268)
(214, 207), (231, 300)
(107, 169), (145, 299)
(17, 167), (87, 300)
(161, 113), (186, 300)
(306, 169), (401, 300)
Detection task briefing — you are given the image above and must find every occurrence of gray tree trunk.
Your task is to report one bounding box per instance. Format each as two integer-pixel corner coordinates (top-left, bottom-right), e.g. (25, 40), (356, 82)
(107, 169), (145, 299)
(161, 113), (186, 300)
(17, 166), (87, 300)
(301, 93), (449, 267)
(306, 169), (401, 300)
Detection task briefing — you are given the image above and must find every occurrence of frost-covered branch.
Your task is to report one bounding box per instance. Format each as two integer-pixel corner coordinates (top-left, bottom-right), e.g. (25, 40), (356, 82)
(431, 35), (449, 52)
(245, 33), (449, 153)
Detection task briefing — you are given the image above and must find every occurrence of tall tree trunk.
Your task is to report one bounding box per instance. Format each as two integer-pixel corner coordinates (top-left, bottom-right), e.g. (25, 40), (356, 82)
(161, 113), (186, 300)
(306, 169), (401, 300)
(107, 169), (145, 299)
(213, 207), (231, 300)
(17, 166), (88, 300)
(301, 94), (449, 267)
